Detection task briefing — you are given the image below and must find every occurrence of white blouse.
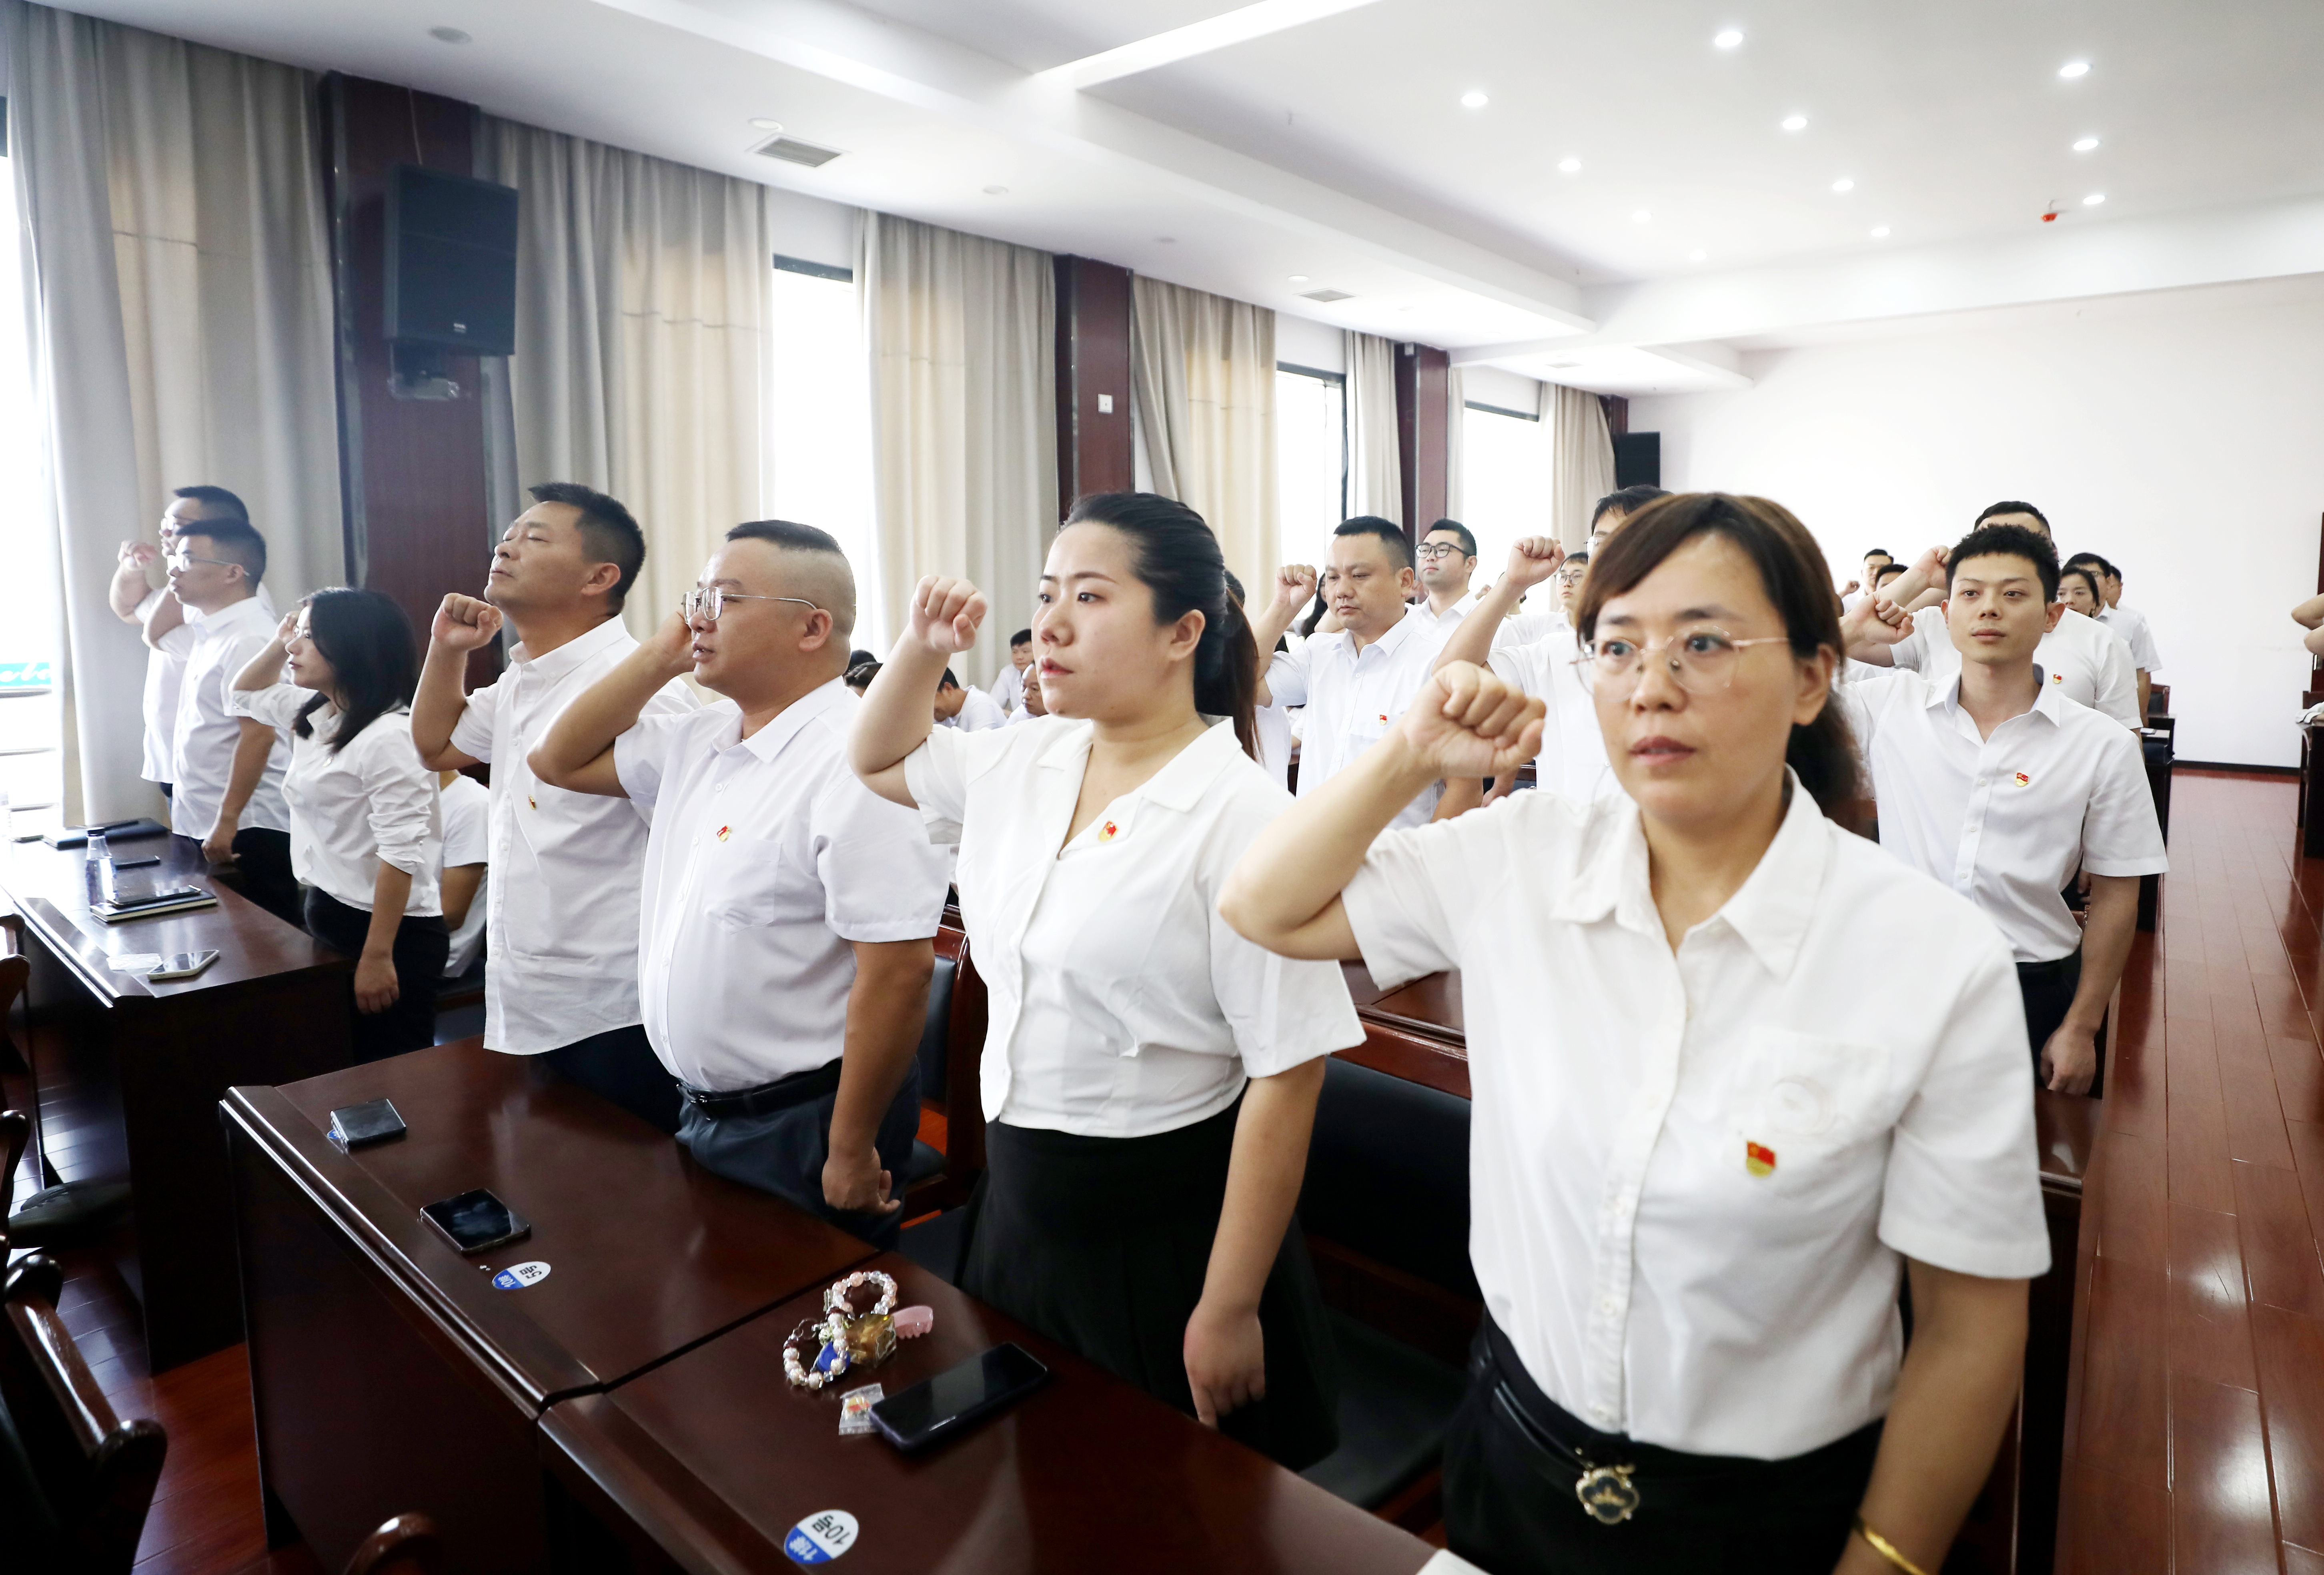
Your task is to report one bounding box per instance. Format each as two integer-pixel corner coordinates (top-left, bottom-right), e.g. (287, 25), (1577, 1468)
(228, 685), (442, 917)
(905, 717), (1364, 1138)
(1342, 778), (2048, 1459)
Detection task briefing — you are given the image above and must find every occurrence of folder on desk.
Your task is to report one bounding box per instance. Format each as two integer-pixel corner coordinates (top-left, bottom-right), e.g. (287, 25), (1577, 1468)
(91, 889), (218, 923)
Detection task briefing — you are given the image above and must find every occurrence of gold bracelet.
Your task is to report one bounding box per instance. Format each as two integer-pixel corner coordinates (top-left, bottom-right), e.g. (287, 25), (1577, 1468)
(1853, 1515), (1933, 1575)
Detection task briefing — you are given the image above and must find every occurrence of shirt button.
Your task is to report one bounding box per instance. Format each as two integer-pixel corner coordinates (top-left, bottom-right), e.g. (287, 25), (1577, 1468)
(1600, 1296), (1618, 1315)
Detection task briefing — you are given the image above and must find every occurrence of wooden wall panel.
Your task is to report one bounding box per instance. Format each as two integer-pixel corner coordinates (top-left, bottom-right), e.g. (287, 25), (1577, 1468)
(1395, 343), (1448, 539)
(1053, 256), (1135, 516)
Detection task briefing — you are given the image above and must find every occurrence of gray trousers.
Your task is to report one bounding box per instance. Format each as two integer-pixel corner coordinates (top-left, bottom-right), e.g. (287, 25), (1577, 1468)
(676, 1062), (922, 1250)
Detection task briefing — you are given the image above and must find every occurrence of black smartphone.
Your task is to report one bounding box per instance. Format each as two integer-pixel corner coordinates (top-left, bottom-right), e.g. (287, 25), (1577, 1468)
(420, 1188), (531, 1254)
(112, 856), (162, 870)
(327, 1097), (407, 1149)
(871, 1343), (1049, 1453)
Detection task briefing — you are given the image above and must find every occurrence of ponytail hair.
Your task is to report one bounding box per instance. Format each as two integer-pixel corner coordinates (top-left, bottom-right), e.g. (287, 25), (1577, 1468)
(1061, 492), (1260, 759)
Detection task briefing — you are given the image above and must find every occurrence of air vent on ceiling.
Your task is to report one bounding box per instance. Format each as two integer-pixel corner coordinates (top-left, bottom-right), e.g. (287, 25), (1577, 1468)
(1300, 288), (1354, 303)
(755, 135), (843, 168)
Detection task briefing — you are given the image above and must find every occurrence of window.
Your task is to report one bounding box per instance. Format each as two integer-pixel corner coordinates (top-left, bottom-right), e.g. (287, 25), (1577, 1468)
(0, 147), (64, 838)
(765, 256), (878, 646)
(1459, 401), (1553, 593)
(1275, 364), (1346, 576)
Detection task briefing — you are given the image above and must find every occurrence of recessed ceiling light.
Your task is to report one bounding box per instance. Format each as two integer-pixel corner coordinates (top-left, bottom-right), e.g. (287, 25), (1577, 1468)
(1781, 114), (1807, 132)
(2083, 192), (2106, 205)
(982, 185), (1008, 196)
(1870, 226), (1891, 238)
(1632, 209), (1652, 223)
(1558, 156), (1582, 174)
(1460, 90), (1489, 108)
(2058, 59), (2090, 78)
(1688, 248), (1707, 262)
(1713, 28), (1744, 48)
(1831, 178), (1855, 193)
(1288, 275), (1309, 283)
(749, 118), (782, 132)
(428, 25), (470, 44)
(2073, 136), (2100, 152)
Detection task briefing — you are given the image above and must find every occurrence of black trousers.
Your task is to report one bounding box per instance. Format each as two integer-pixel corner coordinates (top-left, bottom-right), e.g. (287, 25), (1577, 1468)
(303, 890), (448, 1064)
(543, 1024), (683, 1135)
(675, 1060), (921, 1250)
(1443, 1315), (1883, 1575)
(227, 827), (304, 928)
(2019, 948), (2105, 1094)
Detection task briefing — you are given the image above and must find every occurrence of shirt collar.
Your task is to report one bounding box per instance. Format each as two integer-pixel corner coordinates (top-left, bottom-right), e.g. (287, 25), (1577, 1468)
(1420, 591), (1477, 626)
(193, 595), (271, 640)
(1355, 606), (1421, 660)
(1549, 770), (1832, 979)
(510, 613), (631, 683)
(1929, 669), (2065, 725)
(735, 676), (850, 763)
(1137, 719), (1246, 812)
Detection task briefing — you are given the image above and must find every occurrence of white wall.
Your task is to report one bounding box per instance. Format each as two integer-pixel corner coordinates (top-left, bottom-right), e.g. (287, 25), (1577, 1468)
(1632, 292), (2324, 766)
(1275, 312), (1345, 373)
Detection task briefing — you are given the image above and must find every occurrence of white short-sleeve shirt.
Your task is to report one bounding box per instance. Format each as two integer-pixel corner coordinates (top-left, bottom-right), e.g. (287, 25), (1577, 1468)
(1266, 610), (1449, 827)
(941, 685), (1009, 733)
(438, 773), (490, 978)
(1340, 780), (2050, 1459)
(1838, 669), (2168, 963)
(170, 596), (290, 838)
(616, 680), (951, 1092)
(993, 663), (1027, 715)
(1486, 629), (1621, 802)
(1408, 591), (1479, 635)
(2098, 604), (2163, 675)
(137, 591), (197, 785)
(446, 614), (697, 1054)
(228, 685), (443, 916)
(1889, 604), (2141, 729)
(904, 716), (1364, 1136)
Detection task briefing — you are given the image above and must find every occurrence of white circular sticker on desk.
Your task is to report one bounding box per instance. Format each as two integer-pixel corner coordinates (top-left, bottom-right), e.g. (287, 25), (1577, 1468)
(490, 1261), (551, 1290)
(785, 1509), (858, 1565)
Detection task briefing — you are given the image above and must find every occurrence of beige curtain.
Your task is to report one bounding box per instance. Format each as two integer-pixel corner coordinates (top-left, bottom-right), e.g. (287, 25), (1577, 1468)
(4, 0), (341, 822)
(481, 117), (782, 639)
(858, 212), (1055, 685)
(1444, 366), (1467, 525)
(1129, 276), (1278, 594)
(1345, 331), (1403, 525)
(1548, 381), (1617, 549)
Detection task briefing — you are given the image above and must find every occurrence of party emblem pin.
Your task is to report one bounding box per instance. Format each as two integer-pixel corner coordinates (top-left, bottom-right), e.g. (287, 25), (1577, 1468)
(2013, 771), (2031, 787)
(2051, 671), (2065, 683)
(1099, 820), (1119, 843)
(1745, 1141), (1777, 1178)
(717, 825), (731, 842)
(785, 1510), (859, 1565)
(527, 795), (537, 810)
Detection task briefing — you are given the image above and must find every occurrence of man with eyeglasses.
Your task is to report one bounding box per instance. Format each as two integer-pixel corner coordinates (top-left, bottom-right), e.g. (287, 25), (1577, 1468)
(530, 521), (950, 1245)
(111, 485), (272, 807)
(1838, 522), (2164, 1094)
(412, 482), (696, 1130)
(1409, 519), (1483, 634)
(162, 517), (301, 923)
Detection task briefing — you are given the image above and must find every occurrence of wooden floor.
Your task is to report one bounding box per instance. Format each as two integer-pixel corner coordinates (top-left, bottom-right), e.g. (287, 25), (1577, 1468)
(6, 767), (2321, 1572)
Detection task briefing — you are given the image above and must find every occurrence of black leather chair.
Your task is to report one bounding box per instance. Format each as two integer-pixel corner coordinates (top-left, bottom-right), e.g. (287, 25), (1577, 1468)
(344, 1512), (447, 1575)
(1296, 1056), (1476, 1514)
(902, 950), (958, 1192)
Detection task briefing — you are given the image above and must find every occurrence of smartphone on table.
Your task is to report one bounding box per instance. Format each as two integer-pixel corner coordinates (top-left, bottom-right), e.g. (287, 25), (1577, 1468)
(871, 1343), (1049, 1453)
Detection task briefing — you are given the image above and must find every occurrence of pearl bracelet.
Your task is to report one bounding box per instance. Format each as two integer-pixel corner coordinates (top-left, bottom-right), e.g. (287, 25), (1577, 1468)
(823, 1269), (898, 1319)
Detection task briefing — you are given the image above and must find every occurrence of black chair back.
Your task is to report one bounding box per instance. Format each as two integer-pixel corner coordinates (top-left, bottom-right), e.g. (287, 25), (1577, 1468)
(1299, 1057), (1478, 1300)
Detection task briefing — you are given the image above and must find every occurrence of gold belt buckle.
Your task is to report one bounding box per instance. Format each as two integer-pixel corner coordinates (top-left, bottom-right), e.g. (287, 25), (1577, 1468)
(1575, 1463), (1641, 1525)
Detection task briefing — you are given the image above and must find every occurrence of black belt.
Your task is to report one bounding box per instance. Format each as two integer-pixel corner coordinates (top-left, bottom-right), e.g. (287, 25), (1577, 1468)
(678, 1057), (843, 1118)
(2015, 950), (2081, 983)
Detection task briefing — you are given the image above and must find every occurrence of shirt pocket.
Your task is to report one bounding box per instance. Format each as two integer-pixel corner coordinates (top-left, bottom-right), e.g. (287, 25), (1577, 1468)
(704, 839), (806, 930)
(1729, 1029), (1895, 1175)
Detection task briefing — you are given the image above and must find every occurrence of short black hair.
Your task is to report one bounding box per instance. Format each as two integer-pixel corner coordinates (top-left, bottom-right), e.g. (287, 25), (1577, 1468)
(1565, 550), (1590, 567)
(172, 484), (249, 521)
(725, 519), (857, 637)
(844, 659), (880, 692)
(182, 517), (266, 583)
(1010, 629), (1032, 647)
(938, 668), (961, 691)
(2064, 551), (2120, 581)
(530, 482), (646, 609)
(1422, 519), (1477, 559)
(1946, 522), (2059, 601)
(1592, 485), (1669, 526)
(1873, 562), (1908, 585)
(1863, 547), (1892, 562)
(1975, 499), (2050, 533)
(1333, 515), (1413, 571)
(847, 649), (876, 667)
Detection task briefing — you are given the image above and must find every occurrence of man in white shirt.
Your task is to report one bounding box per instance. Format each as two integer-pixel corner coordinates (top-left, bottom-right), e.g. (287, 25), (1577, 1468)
(1851, 505), (2141, 730)
(437, 769), (489, 981)
(163, 518), (299, 924)
(1255, 516), (1452, 827)
(412, 482), (695, 1132)
(1840, 547), (1893, 612)
(531, 520), (950, 1245)
(992, 629), (1033, 714)
(110, 485), (262, 805)
(1839, 521), (2167, 1094)
(2065, 551), (2162, 719)
(935, 670), (1007, 731)
(1583, 483), (1669, 559)
(1408, 519), (1481, 635)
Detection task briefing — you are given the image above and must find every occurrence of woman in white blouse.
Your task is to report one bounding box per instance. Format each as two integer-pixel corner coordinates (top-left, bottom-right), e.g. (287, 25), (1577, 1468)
(851, 492), (1363, 1467)
(231, 589), (446, 1061)
(1222, 494), (2048, 1575)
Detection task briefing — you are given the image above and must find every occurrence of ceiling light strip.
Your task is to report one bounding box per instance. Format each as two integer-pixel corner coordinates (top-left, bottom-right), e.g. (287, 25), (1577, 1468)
(1038, 0), (1394, 90)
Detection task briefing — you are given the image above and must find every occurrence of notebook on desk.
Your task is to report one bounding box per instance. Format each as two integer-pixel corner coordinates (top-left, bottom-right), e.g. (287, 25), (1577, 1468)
(91, 890), (218, 923)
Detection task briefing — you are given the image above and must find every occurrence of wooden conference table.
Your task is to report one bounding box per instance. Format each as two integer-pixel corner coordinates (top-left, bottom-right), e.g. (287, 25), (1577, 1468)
(0, 827), (351, 1369)
(227, 1038), (1438, 1575)
(1333, 961), (2097, 1575)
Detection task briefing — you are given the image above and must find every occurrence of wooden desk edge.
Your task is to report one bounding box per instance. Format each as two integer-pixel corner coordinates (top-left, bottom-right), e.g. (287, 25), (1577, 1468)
(223, 1084), (597, 1410)
(17, 894), (153, 1004)
(543, 1396), (772, 1575)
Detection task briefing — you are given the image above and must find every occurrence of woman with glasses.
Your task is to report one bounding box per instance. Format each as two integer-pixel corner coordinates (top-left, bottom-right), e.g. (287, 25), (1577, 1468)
(229, 589), (447, 1061)
(850, 492), (1361, 1468)
(1221, 493), (2047, 1575)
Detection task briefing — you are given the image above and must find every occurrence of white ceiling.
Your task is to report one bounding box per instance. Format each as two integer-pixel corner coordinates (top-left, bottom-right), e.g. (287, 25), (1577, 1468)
(54, 0), (2324, 394)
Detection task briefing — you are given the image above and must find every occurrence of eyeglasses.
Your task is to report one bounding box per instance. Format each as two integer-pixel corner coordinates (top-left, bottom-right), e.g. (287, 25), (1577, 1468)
(681, 587), (821, 623)
(1416, 543), (1469, 561)
(1555, 566), (1589, 585)
(1573, 625), (1793, 695)
(166, 550), (236, 571)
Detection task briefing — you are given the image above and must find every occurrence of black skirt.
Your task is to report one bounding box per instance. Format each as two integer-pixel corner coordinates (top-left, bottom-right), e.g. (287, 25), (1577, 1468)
(958, 1096), (1341, 1469)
